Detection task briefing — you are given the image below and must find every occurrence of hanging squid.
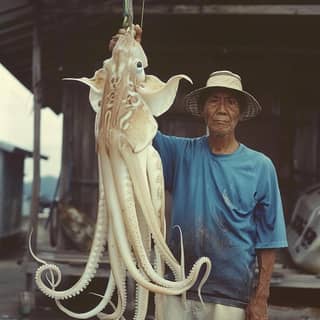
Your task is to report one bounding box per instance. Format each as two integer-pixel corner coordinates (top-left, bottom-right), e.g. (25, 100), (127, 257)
(29, 27), (212, 320)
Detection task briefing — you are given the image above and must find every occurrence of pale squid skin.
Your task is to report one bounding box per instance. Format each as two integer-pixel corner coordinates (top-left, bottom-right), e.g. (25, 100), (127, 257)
(30, 29), (212, 320)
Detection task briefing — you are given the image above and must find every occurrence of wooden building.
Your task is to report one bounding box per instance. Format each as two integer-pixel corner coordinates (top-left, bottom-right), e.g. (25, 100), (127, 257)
(2, 0), (320, 308)
(2, 1), (320, 220)
(0, 141), (38, 239)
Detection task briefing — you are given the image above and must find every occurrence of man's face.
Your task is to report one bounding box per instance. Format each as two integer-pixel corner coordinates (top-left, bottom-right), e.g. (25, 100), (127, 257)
(201, 89), (241, 136)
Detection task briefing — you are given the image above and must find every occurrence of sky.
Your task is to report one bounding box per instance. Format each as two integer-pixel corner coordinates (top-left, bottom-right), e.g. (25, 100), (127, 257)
(0, 63), (63, 182)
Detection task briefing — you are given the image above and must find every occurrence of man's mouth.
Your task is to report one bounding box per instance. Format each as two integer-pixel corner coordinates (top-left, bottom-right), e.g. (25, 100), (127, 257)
(213, 119), (229, 123)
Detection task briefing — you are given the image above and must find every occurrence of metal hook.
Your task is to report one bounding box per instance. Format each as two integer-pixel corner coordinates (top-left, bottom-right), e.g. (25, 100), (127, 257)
(122, 0), (134, 29)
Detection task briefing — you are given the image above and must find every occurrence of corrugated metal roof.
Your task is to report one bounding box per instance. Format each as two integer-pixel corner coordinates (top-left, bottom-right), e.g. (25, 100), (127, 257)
(0, 140), (33, 157)
(0, 141), (48, 159)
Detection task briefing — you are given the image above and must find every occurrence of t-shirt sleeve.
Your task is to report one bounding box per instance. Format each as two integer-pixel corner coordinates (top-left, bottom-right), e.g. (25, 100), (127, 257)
(153, 131), (181, 192)
(254, 157), (288, 249)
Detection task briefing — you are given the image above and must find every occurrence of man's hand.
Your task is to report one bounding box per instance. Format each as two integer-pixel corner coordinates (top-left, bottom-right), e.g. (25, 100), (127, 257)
(246, 296), (268, 320)
(134, 24), (143, 43)
(246, 249), (276, 320)
(108, 24), (143, 52)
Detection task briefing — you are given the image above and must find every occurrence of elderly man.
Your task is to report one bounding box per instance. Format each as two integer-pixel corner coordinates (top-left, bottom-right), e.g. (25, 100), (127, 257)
(110, 26), (287, 320)
(153, 70), (287, 320)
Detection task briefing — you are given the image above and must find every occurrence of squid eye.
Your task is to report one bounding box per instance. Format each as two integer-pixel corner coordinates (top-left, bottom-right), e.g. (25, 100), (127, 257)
(136, 61), (144, 73)
(134, 59), (145, 82)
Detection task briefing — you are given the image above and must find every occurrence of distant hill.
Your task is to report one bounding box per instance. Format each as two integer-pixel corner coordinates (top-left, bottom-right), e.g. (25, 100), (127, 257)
(23, 175), (58, 202)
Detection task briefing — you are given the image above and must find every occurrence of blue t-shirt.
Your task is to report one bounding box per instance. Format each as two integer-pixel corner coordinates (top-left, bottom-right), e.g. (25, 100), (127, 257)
(153, 131), (288, 308)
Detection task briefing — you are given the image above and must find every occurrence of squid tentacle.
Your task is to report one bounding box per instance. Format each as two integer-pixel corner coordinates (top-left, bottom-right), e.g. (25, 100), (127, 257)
(119, 143), (212, 300)
(54, 274), (116, 319)
(146, 147), (166, 236)
(133, 282), (149, 320)
(100, 147), (210, 296)
(109, 144), (190, 287)
(119, 141), (212, 286)
(133, 202), (152, 320)
(118, 142), (179, 268)
(53, 166), (120, 319)
(30, 175), (107, 300)
(97, 213), (127, 320)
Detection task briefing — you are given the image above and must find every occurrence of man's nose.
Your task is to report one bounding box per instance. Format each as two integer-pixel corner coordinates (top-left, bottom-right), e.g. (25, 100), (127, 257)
(216, 101), (228, 113)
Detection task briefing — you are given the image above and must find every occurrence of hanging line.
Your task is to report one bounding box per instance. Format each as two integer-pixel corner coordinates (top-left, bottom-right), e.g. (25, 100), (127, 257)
(122, 0), (133, 29)
(140, 0), (145, 28)
(123, 0), (145, 32)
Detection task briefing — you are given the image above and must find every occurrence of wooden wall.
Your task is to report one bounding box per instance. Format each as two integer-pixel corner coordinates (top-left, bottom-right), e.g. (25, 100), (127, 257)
(60, 81), (98, 220)
(0, 151), (24, 238)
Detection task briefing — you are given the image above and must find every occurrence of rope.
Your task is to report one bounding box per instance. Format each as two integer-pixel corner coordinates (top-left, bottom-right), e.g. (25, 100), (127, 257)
(122, 0), (133, 29)
(140, 0), (145, 28)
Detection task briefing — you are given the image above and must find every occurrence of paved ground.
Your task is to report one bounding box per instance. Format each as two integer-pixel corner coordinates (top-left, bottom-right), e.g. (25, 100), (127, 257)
(1, 219), (320, 320)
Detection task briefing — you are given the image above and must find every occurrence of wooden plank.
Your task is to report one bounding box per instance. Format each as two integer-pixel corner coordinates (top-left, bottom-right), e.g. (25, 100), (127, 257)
(0, 30), (32, 47)
(0, 38), (31, 53)
(68, 84), (98, 219)
(0, 0), (29, 14)
(271, 264), (320, 289)
(57, 82), (74, 249)
(24, 261), (110, 278)
(29, 248), (109, 264)
(147, 43), (320, 57)
(71, 178), (98, 185)
(0, 6), (32, 25)
(198, 5), (320, 16)
(0, 20), (32, 37)
(42, 4), (320, 16)
(269, 306), (320, 320)
(271, 275), (320, 289)
(29, 0), (42, 253)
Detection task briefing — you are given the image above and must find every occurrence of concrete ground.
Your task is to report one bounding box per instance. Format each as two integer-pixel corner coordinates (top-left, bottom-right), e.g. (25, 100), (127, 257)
(0, 229), (66, 320)
(1, 219), (320, 320)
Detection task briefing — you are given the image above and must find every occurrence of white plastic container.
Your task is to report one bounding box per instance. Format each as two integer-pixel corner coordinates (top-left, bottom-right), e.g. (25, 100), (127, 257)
(287, 184), (320, 273)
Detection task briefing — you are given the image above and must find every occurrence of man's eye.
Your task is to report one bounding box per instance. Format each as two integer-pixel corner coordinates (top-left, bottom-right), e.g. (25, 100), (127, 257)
(228, 98), (237, 105)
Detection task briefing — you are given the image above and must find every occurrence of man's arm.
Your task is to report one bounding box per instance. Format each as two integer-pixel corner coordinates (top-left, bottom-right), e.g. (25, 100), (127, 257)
(246, 249), (276, 320)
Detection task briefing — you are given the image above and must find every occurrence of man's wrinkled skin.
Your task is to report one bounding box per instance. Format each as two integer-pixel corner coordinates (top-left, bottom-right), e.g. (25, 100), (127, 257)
(246, 249), (276, 320)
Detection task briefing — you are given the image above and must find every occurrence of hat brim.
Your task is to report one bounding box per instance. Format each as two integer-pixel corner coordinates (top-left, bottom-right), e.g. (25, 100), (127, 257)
(184, 86), (262, 121)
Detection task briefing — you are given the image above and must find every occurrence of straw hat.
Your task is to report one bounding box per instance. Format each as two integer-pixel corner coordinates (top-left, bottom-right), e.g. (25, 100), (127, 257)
(184, 70), (262, 121)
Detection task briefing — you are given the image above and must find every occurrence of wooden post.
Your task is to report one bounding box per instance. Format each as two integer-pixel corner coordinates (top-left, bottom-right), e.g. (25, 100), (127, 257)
(28, 1), (42, 253)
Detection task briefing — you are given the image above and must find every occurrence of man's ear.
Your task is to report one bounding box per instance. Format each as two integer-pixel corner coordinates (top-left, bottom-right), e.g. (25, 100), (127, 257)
(201, 107), (207, 123)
